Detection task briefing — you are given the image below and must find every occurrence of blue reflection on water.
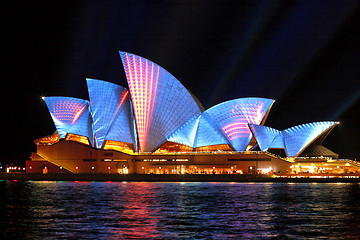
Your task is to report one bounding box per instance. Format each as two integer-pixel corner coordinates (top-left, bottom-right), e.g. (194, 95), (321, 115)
(1, 181), (360, 239)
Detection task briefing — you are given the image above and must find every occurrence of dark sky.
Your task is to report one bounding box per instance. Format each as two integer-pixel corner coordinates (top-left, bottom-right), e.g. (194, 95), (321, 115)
(3, 0), (360, 165)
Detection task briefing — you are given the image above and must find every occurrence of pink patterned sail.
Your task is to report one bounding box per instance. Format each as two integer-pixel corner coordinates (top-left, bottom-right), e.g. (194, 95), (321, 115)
(120, 51), (202, 152)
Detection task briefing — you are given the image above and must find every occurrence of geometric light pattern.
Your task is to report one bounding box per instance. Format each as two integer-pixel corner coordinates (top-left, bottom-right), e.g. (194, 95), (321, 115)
(86, 79), (131, 148)
(166, 114), (201, 148)
(205, 98), (275, 151)
(166, 98), (274, 150)
(249, 121), (339, 157)
(105, 92), (137, 151)
(120, 51), (202, 152)
(269, 133), (285, 149)
(44, 96), (94, 146)
(120, 52), (159, 151)
(166, 112), (231, 149)
(193, 113), (230, 148)
(248, 124), (281, 151)
(42, 51), (339, 157)
(282, 121), (339, 157)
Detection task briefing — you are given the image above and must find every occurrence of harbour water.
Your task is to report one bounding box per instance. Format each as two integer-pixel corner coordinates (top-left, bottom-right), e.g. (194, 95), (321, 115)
(1, 181), (359, 239)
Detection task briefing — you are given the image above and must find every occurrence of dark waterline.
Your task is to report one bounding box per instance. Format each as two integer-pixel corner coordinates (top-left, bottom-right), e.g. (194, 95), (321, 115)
(1, 181), (359, 239)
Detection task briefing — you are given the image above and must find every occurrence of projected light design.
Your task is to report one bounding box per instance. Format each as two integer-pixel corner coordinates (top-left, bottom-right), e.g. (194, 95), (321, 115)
(193, 113), (230, 148)
(48, 98), (87, 124)
(166, 114), (201, 148)
(87, 79), (133, 148)
(120, 52), (160, 151)
(248, 124), (282, 151)
(206, 98), (274, 151)
(120, 51), (202, 152)
(249, 121), (339, 157)
(41, 51), (339, 156)
(44, 97), (94, 146)
(282, 121), (339, 157)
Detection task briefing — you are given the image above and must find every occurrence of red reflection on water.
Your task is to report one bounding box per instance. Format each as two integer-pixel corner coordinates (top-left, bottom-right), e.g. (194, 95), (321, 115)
(111, 183), (161, 238)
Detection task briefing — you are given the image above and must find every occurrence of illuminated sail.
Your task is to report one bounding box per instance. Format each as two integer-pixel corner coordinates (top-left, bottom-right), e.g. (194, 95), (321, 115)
(44, 96), (94, 146)
(87, 79), (135, 148)
(120, 51), (202, 152)
(206, 98), (274, 151)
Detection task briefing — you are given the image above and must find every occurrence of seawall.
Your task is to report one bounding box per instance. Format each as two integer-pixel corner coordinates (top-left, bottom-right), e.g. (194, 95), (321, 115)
(1, 173), (360, 183)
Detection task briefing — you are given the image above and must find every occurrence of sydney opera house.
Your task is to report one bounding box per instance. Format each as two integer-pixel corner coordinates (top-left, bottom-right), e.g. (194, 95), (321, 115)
(27, 52), (360, 175)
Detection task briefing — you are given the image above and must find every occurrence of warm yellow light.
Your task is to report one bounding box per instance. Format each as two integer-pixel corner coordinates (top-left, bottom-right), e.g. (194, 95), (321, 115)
(41, 96), (45, 100)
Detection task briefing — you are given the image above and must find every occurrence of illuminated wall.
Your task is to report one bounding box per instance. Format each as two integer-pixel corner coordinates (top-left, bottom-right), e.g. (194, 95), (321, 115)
(250, 121), (339, 157)
(44, 97), (94, 146)
(87, 79), (136, 149)
(205, 98), (275, 151)
(120, 51), (202, 152)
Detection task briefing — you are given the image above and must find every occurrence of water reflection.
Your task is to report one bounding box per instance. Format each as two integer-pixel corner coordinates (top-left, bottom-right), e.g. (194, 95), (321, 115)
(0, 181), (359, 239)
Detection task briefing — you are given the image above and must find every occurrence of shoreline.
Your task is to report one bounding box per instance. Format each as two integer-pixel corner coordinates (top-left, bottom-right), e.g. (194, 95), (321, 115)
(1, 173), (360, 183)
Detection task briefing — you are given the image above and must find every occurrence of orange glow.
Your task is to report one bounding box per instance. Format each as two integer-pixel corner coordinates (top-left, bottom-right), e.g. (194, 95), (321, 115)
(196, 144), (232, 152)
(34, 133), (60, 145)
(65, 133), (90, 145)
(103, 140), (134, 154)
(155, 141), (193, 153)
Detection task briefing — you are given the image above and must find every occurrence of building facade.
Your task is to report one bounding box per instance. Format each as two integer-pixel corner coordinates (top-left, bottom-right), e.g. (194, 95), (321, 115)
(28, 52), (355, 175)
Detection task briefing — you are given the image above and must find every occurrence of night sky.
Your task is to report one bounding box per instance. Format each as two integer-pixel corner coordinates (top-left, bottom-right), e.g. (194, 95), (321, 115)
(3, 0), (360, 165)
